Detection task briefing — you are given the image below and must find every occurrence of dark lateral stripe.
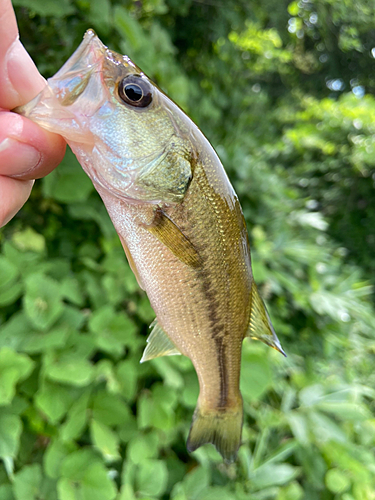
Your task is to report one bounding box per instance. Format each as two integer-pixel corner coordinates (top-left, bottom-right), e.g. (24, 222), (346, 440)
(214, 336), (228, 408)
(198, 265), (229, 409)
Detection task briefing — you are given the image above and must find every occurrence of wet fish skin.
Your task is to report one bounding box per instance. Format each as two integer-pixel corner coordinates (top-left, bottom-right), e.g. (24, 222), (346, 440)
(15, 30), (285, 462)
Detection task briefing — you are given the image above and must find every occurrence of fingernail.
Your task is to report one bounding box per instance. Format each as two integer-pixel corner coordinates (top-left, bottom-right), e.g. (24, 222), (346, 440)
(0, 137), (42, 176)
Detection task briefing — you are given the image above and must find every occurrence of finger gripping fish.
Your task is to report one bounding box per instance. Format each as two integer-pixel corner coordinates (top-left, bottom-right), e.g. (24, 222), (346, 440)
(15, 30), (285, 462)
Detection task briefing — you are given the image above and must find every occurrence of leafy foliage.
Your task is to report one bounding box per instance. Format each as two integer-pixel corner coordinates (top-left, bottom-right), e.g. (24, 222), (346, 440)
(1, 0), (375, 498)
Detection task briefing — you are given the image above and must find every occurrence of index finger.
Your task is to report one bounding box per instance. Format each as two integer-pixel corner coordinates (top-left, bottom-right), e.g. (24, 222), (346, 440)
(0, 0), (46, 109)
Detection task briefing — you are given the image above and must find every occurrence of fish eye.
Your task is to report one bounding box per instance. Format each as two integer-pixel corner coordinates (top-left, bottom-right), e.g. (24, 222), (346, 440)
(118, 75), (152, 108)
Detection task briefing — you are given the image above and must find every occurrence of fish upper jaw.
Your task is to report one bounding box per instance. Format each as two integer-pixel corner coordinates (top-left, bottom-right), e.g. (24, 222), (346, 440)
(13, 30), (114, 144)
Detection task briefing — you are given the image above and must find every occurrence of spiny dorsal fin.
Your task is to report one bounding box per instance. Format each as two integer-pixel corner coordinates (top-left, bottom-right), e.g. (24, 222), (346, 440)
(143, 208), (201, 268)
(140, 319), (182, 363)
(246, 282), (286, 357)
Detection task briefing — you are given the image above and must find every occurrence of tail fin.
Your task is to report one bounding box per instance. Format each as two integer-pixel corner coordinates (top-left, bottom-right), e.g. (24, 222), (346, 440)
(186, 402), (243, 463)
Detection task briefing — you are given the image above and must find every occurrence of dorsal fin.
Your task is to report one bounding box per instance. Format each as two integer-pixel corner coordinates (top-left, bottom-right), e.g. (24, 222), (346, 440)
(140, 319), (182, 363)
(143, 208), (201, 268)
(246, 282), (286, 357)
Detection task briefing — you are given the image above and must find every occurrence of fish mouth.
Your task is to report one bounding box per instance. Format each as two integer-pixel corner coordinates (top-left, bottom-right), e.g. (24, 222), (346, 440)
(13, 30), (112, 142)
(53, 29), (106, 82)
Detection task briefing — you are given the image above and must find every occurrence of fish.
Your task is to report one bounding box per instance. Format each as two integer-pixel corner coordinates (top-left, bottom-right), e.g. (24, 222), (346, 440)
(15, 30), (285, 462)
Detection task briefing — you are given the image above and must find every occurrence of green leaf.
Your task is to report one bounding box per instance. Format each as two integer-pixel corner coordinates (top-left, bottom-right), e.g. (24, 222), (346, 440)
(0, 282), (23, 307)
(60, 391), (90, 442)
(325, 468), (351, 493)
(0, 314), (29, 351)
(0, 256), (19, 291)
(23, 274), (64, 331)
(115, 360), (138, 401)
(0, 348), (34, 405)
(135, 459), (168, 497)
(0, 255), (22, 306)
(0, 485), (14, 500)
(137, 384), (177, 431)
(58, 450), (117, 500)
(0, 413), (22, 459)
(44, 354), (94, 387)
(44, 440), (73, 479)
(240, 351), (272, 402)
(12, 464), (42, 500)
(35, 380), (79, 423)
(199, 487), (237, 500)
(183, 466), (210, 499)
(127, 433), (159, 464)
(91, 391), (130, 426)
(12, 228), (45, 253)
(13, 0), (74, 16)
(60, 277), (84, 307)
(42, 148), (93, 202)
(89, 306), (137, 356)
(249, 463), (300, 490)
(90, 419), (120, 461)
(88, 0), (111, 33)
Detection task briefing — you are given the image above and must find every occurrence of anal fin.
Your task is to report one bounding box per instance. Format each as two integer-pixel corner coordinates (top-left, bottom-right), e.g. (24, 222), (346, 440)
(140, 319), (182, 363)
(246, 282), (286, 357)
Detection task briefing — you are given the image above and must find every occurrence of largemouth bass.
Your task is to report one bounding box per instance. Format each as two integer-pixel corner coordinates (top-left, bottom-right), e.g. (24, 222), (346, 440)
(15, 30), (285, 462)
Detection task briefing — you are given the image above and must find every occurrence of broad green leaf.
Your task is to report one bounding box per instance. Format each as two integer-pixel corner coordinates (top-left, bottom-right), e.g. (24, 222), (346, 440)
(58, 450), (117, 500)
(135, 459), (168, 497)
(23, 274), (64, 331)
(20, 327), (71, 354)
(115, 360), (138, 401)
(0, 314), (30, 351)
(325, 468), (351, 493)
(0, 282), (23, 307)
(60, 391), (90, 442)
(199, 488), (237, 500)
(0, 485), (14, 500)
(44, 354), (94, 387)
(44, 440), (73, 479)
(42, 148), (93, 202)
(89, 306), (137, 356)
(240, 351), (272, 402)
(0, 255), (22, 306)
(127, 433), (159, 464)
(183, 466), (210, 499)
(0, 256), (19, 291)
(35, 380), (79, 423)
(12, 228), (45, 253)
(0, 413), (22, 459)
(12, 464), (42, 500)
(0, 348), (34, 405)
(90, 419), (120, 461)
(91, 391), (130, 426)
(60, 277), (84, 307)
(137, 384), (177, 431)
(249, 463), (300, 490)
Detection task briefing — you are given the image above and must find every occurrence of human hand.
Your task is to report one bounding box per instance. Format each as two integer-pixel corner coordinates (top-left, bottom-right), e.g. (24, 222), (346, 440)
(0, 0), (66, 227)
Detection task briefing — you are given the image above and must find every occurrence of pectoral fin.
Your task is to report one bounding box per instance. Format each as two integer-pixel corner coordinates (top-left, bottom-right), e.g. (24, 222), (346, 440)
(143, 208), (201, 268)
(140, 319), (182, 363)
(246, 282), (286, 356)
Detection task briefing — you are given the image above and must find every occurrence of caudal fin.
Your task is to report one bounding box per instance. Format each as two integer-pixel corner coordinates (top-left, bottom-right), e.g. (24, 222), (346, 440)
(186, 403), (243, 463)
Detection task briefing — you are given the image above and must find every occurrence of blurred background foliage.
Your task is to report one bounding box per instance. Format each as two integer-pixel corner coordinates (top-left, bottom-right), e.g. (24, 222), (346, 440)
(0, 0), (375, 498)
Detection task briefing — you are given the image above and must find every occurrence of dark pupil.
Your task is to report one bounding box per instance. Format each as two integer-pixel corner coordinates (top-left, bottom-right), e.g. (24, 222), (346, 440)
(124, 84), (143, 102)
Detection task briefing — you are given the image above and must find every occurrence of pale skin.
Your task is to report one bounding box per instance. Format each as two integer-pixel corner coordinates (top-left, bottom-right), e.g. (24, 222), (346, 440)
(0, 0), (66, 227)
